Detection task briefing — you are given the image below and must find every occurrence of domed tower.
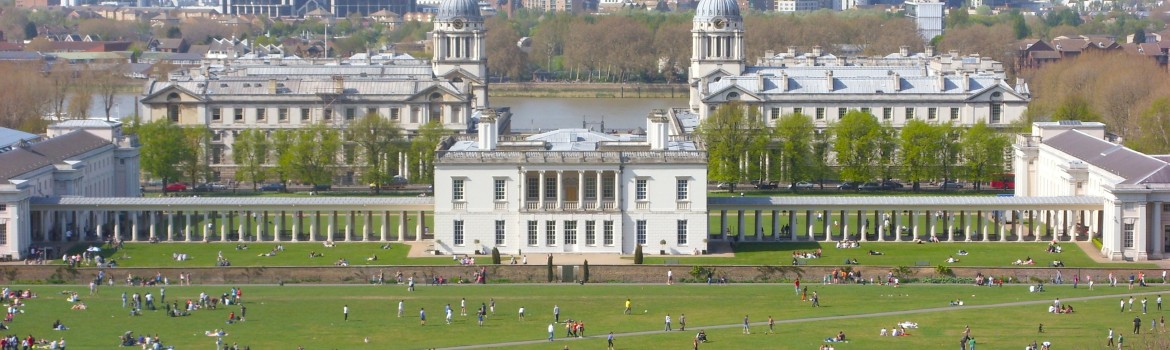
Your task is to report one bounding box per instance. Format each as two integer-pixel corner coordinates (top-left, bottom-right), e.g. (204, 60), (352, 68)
(689, 0), (745, 111)
(433, 0), (488, 109)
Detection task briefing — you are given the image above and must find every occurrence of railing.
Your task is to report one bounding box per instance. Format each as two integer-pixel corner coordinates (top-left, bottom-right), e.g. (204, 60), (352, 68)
(583, 202), (597, 210)
(636, 202), (650, 210)
(677, 201), (691, 211)
(601, 201), (616, 211)
(542, 202), (556, 210)
(563, 202), (579, 210)
(525, 201), (539, 211)
(452, 202), (466, 211)
(1016, 134), (1042, 147)
(494, 202), (508, 211)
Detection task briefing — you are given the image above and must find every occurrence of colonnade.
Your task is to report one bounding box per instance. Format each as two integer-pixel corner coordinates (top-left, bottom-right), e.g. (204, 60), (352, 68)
(522, 169), (620, 211)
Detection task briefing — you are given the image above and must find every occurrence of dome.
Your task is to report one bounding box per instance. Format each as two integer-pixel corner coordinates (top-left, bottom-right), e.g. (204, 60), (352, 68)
(437, 0), (482, 21)
(694, 0), (741, 22)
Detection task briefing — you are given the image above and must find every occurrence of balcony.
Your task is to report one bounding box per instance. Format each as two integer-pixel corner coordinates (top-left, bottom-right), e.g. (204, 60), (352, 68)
(601, 201), (616, 211)
(525, 201), (539, 211)
(677, 201), (691, 211)
(494, 202), (508, 211)
(583, 202), (597, 210)
(522, 200), (617, 211)
(453, 202), (466, 211)
(635, 201), (650, 210)
(563, 202), (579, 210)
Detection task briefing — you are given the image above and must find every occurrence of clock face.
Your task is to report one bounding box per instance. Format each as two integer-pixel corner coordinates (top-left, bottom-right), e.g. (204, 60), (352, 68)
(713, 19), (726, 29)
(453, 19), (465, 29)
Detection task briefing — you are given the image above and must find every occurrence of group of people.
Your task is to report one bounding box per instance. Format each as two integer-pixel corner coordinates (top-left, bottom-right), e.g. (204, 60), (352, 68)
(834, 241), (860, 249)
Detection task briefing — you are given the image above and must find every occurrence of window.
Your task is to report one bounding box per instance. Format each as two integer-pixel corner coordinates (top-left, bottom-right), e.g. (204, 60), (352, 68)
(950, 107), (960, 120)
(278, 108), (289, 121)
(453, 220), (465, 246)
(527, 221), (538, 246)
(603, 220), (614, 245)
(927, 107), (937, 120)
(793, 107), (803, 115)
(860, 107), (871, 115)
(882, 107), (892, 120)
(905, 108), (915, 119)
(234, 108), (243, 121)
(585, 177), (597, 199)
(323, 108), (333, 120)
(494, 220), (505, 246)
(526, 176), (538, 200)
(837, 108), (846, 119)
(602, 177), (615, 198)
(300, 108), (310, 122)
(367, 107), (377, 116)
(1124, 223), (1135, 248)
(0, 216), (6, 244)
(676, 179), (688, 200)
(815, 107), (825, 120)
(564, 220), (577, 245)
(770, 108), (780, 120)
(635, 179), (648, 201)
(410, 108), (419, 124)
(212, 108), (222, 121)
(390, 108), (400, 121)
(990, 103), (1003, 123)
(494, 179), (506, 201)
(544, 177), (556, 199)
(452, 179), (465, 201)
(636, 220), (647, 245)
(346, 108), (356, 121)
(546, 221), (556, 245)
(585, 221), (596, 245)
(256, 108), (266, 121)
(677, 220), (688, 245)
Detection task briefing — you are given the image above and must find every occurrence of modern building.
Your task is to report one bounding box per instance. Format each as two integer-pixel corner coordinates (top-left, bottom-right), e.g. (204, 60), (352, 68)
(138, 0), (489, 182)
(221, 0), (416, 17)
(1014, 121), (1170, 261)
(688, 0), (1028, 128)
(775, 0), (820, 12)
(905, 0), (944, 43)
(433, 110), (708, 255)
(0, 120), (140, 259)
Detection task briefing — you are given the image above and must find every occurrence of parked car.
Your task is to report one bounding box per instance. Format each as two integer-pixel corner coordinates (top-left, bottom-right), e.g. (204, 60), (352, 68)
(260, 183), (286, 191)
(837, 182), (859, 190)
(208, 182), (228, 191)
(859, 182), (882, 191)
(164, 183), (188, 192)
(716, 182), (734, 190)
(312, 184), (332, 191)
(941, 181), (965, 189)
(880, 180), (904, 190)
(790, 181), (816, 190)
(191, 183), (212, 192)
(755, 182), (779, 190)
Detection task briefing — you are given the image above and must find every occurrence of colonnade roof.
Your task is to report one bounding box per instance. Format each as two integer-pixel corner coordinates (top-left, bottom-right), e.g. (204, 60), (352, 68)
(709, 196), (1105, 211)
(29, 196), (436, 211)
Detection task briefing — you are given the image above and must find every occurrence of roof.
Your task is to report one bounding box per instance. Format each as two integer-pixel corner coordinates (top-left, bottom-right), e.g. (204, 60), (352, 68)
(708, 195), (1104, 209)
(0, 131), (112, 182)
(30, 196), (435, 209)
(694, 0), (741, 21)
(1043, 130), (1170, 185)
(49, 119), (121, 129)
(437, 0), (482, 21)
(0, 128), (38, 150)
(704, 73), (1011, 96)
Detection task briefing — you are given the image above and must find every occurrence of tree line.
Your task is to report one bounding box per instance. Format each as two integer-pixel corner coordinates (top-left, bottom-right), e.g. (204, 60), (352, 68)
(130, 113), (449, 192)
(0, 61), (127, 132)
(696, 102), (1011, 190)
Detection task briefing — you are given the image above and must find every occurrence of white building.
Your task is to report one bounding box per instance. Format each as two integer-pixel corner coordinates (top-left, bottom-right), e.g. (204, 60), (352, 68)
(433, 110), (708, 255)
(0, 120), (140, 259)
(1014, 121), (1170, 261)
(689, 0), (1027, 128)
(776, 0), (821, 12)
(906, 0), (944, 43)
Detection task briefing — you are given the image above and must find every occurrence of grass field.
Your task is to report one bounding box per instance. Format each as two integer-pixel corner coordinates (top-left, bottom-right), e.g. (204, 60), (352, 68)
(63, 242), (457, 267)
(10, 283), (1170, 349)
(641, 242), (1156, 268)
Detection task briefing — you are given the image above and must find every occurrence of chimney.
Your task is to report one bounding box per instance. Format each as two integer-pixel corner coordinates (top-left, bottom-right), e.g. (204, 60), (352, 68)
(757, 74), (764, 91)
(891, 72), (901, 92)
(825, 70), (834, 92)
(962, 72), (971, 92)
(938, 74), (946, 91)
(780, 72), (789, 92)
(948, 50), (959, 59)
(764, 50), (775, 59)
(333, 75), (344, 94)
(477, 109), (498, 151)
(268, 78), (277, 94)
(812, 45), (823, 57)
(899, 45), (909, 57)
(647, 109), (669, 151)
(924, 45), (934, 57)
(787, 46), (797, 56)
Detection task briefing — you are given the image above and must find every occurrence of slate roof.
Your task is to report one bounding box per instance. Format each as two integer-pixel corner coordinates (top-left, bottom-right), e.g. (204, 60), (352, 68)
(705, 74), (1007, 96)
(1043, 130), (1170, 185)
(709, 196), (1104, 208)
(30, 196), (435, 207)
(0, 131), (111, 182)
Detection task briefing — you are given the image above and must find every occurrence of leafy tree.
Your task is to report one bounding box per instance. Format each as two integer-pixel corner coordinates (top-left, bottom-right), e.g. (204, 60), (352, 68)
(546, 254), (555, 282)
(232, 129), (270, 190)
(290, 123), (341, 186)
(936, 123), (963, 186)
(874, 122), (899, 181)
(829, 110), (882, 183)
(773, 113), (815, 184)
(960, 122), (1010, 190)
(270, 129), (296, 189)
(582, 259), (590, 283)
(491, 247), (501, 265)
(137, 119), (188, 192)
(695, 102), (767, 187)
(810, 130), (834, 188)
(179, 126), (212, 185)
(350, 112), (404, 193)
(898, 120), (945, 190)
(94, 69), (125, 121)
(408, 120), (449, 184)
(1131, 97), (1170, 154)
(633, 244), (643, 265)
(485, 16), (528, 81)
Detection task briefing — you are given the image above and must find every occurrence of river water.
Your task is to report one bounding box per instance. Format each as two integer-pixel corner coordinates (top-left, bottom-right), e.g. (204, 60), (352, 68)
(86, 95), (685, 131)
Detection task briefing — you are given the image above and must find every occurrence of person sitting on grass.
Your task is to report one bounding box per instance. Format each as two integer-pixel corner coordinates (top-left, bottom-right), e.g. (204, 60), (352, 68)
(957, 250), (969, 256)
(1051, 260), (1064, 267)
(368, 255), (378, 261)
(52, 320), (67, 330)
(868, 250), (883, 256)
(946, 256), (960, 263)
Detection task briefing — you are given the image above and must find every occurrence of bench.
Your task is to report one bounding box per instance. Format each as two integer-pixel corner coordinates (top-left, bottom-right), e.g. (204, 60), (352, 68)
(914, 261), (930, 267)
(663, 259), (680, 265)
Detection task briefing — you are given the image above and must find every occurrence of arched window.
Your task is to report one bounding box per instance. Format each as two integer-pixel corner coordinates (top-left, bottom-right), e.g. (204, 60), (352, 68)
(726, 92), (740, 100)
(166, 93), (181, 122)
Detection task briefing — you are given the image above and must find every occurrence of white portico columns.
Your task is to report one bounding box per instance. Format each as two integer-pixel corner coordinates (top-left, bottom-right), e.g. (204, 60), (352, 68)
(184, 212), (193, 242)
(822, 210), (832, 242)
(416, 210), (425, 241)
(148, 212), (157, 241)
(596, 171), (603, 210)
(130, 212), (139, 241)
(556, 171), (564, 210)
(363, 211), (372, 241)
(380, 211), (389, 242)
(736, 210), (745, 242)
(947, 211), (955, 242)
(1138, 202), (1150, 261)
(578, 170), (584, 210)
(399, 211), (408, 242)
(805, 211), (813, 241)
(345, 211), (354, 241)
(963, 211), (972, 242)
(1153, 203), (1163, 259)
(220, 211), (229, 242)
(753, 210), (762, 241)
(841, 210), (849, 241)
(165, 212), (174, 241)
(276, 211), (284, 242)
(309, 211), (318, 242)
(238, 212), (247, 242)
(980, 210), (990, 242)
(538, 170), (546, 210)
(292, 212), (301, 242)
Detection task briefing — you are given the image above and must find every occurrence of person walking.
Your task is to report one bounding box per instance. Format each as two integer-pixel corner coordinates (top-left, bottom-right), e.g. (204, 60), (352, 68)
(1143, 298), (1149, 314)
(398, 300), (404, 318)
(461, 298), (467, 316)
(767, 316), (775, 334)
(548, 323), (555, 341)
(1129, 296), (1135, 312)
(446, 304), (453, 324)
(667, 270), (673, 285)
(742, 315), (750, 334)
(519, 306), (526, 320)
(490, 298), (496, 314)
(811, 291), (820, 307)
(624, 299), (632, 315)
(1107, 328), (1114, 347)
(343, 305), (349, 321)
(607, 332), (615, 350)
(554, 305), (560, 323)
(1134, 316), (1142, 334)
(1121, 298), (1127, 313)
(679, 313), (687, 331)
(420, 308), (427, 326)
(665, 314), (672, 331)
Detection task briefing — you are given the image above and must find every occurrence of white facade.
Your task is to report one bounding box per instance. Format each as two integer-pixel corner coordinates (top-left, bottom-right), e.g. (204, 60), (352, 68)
(433, 111), (709, 255)
(906, 0), (944, 42)
(0, 120), (140, 259)
(776, 0), (821, 12)
(1014, 121), (1170, 261)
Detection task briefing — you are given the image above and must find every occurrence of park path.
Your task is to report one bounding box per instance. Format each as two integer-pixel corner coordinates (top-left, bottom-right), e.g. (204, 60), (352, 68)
(435, 288), (1170, 349)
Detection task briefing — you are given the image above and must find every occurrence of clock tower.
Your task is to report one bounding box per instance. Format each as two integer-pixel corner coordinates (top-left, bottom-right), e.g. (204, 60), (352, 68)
(689, 0), (745, 111)
(433, 0), (488, 109)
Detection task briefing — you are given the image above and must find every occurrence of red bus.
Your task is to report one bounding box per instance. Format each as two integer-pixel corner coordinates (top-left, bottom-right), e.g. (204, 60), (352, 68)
(990, 173), (1014, 190)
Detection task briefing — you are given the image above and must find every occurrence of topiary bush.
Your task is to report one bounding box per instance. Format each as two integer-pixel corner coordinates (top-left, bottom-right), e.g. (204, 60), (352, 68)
(634, 245), (644, 265)
(547, 254), (555, 282)
(491, 247), (501, 264)
(582, 260), (590, 283)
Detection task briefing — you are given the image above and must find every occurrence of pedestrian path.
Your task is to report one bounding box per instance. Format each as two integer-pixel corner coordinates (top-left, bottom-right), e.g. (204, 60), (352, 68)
(435, 289), (1170, 349)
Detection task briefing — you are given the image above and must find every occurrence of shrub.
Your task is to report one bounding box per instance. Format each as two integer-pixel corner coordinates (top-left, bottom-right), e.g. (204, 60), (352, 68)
(582, 260), (590, 283)
(690, 266), (715, 280)
(935, 265), (954, 276)
(1092, 237), (1103, 250)
(491, 248), (501, 265)
(547, 255), (555, 282)
(633, 245), (644, 265)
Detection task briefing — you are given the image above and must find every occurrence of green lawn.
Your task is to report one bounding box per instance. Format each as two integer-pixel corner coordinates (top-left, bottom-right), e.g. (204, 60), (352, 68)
(121, 212), (436, 242)
(64, 242), (456, 267)
(707, 210), (1055, 239)
(642, 242), (1156, 268)
(10, 283), (1169, 349)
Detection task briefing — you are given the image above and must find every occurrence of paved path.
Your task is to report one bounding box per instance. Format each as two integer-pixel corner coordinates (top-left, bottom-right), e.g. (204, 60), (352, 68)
(435, 289), (1170, 349)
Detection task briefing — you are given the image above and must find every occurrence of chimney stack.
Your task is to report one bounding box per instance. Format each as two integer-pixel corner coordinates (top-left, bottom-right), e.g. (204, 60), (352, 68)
(787, 46), (797, 56)
(924, 45), (934, 57)
(962, 72), (971, 92)
(477, 109), (498, 151)
(812, 45), (823, 57)
(899, 45), (909, 57)
(825, 70), (834, 92)
(891, 72), (901, 92)
(780, 72), (789, 92)
(268, 78), (277, 94)
(647, 109), (669, 151)
(333, 75), (344, 94)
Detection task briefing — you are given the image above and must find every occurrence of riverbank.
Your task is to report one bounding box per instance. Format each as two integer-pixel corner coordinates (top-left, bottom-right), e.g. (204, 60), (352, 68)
(489, 82), (688, 98)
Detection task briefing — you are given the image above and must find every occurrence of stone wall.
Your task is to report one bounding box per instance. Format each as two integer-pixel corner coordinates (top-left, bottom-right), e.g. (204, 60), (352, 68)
(0, 264), (1161, 285)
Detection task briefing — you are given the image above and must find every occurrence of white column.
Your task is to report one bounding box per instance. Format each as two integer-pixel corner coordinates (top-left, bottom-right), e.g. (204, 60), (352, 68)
(910, 210), (919, 241)
(256, 212), (265, 242)
(1153, 203), (1163, 259)
(822, 210), (832, 242)
(947, 211), (955, 242)
(719, 210), (727, 240)
(276, 211), (284, 242)
(841, 210), (850, 241)
(519, 169), (527, 209)
(399, 211), (408, 242)
(963, 211), (972, 242)
(416, 211), (425, 242)
(291, 212), (301, 242)
(772, 210), (780, 241)
(238, 212), (247, 242)
(113, 211), (122, 242)
(877, 210), (886, 242)
(310, 212), (318, 242)
(736, 210), (745, 242)
(1138, 202), (1150, 260)
(344, 211), (353, 242)
(577, 170), (584, 210)
(556, 170), (564, 210)
(753, 210), (762, 241)
(596, 171), (603, 210)
(981, 210), (990, 242)
(220, 212), (229, 242)
(380, 211), (389, 242)
(805, 210), (813, 241)
(166, 212), (174, 241)
(538, 170), (546, 210)
(131, 212), (140, 241)
(364, 211), (372, 241)
(613, 170), (621, 210)
(184, 212), (193, 242)
(998, 209), (1007, 242)
(148, 212), (157, 241)
(893, 210), (901, 242)
(327, 211), (335, 241)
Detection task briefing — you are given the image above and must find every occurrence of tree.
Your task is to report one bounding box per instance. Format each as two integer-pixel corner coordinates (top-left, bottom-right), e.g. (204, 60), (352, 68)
(485, 16), (527, 81)
(936, 123), (963, 186)
(23, 22), (36, 40)
(46, 63), (72, 121)
(271, 129), (296, 189)
(66, 67), (96, 120)
(408, 120), (449, 184)
(546, 254), (555, 282)
(829, 110), (883, 183)
(351, 112), (404, 193)
(491, 247), (501, 265)
(961, 122), (1010, 190)
(773, 113), (815, 184)
(94, 68), (126, 121)
(178, 126), (212, 185)
(582, 259), (590, 283)
(1131, 97), (1170, 154)
(898, 120), (945, 190)
(137, 119), (188, 192)
(695, 102), (767, 187)
(633, 244), (644, 265)
(232, 129), (270, 190)
(290, 123), (341, 186)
